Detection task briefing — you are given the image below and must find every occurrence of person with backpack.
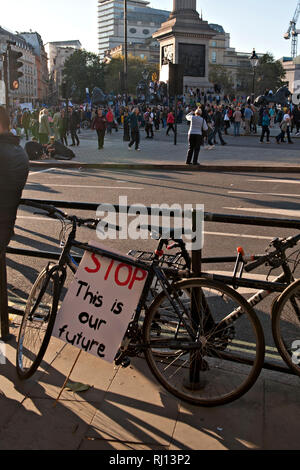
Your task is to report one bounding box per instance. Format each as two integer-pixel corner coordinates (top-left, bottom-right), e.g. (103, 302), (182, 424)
(260, 109), (271, 143)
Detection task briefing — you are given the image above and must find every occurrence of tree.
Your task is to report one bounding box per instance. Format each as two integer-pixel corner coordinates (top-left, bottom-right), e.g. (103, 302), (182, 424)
(208, 64), (235, 95)
(103, 55), (159, 95)
(236, 53), (286, 97)
(62, 50), (105, 103)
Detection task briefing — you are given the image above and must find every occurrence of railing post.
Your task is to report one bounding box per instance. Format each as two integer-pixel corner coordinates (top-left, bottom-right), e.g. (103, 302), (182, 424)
(0, 252), (10, 341)
(184, 208), (203, 390)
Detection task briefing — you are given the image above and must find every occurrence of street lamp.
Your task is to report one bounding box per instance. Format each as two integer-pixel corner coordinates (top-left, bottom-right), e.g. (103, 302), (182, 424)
(249, 49), (259, 102)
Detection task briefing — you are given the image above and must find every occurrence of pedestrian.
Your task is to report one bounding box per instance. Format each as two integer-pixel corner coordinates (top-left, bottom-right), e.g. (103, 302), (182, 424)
(233, 106), (242, 136)
(70, 108), (80, 146)
(59, 109), (68, 146)
(185, 107), (208, 165)
(208, 106), (227, 146)
(21, 108), (31, 140)
(276, 111), (293, 144)
(166, 110), (175, 135)
(52, 107), (62, 141)
(0, 106), (29, 251)
(260, 110), (271, 143)
(122, 108), (130, 142)
(243, 105), (253, 135)
(38, 108), (51, 145)
(128, 107), (141, 151)
(92, 108), (106, 150)
(144, 108), (154, 139)
(106, 108), (114, 134)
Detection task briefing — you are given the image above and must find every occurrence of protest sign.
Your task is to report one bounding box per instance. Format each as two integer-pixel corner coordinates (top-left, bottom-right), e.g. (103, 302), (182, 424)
(52, 242), (148, 363)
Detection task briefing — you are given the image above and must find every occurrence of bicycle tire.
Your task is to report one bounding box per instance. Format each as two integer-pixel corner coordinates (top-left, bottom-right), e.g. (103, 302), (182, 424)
(272, 279), (300, 376)
(143, 278), (265, 407)
(16, 265), (61, 380)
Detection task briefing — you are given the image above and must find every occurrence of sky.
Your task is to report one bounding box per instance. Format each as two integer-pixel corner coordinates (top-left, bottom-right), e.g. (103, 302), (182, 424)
(0, 0), (298, 59)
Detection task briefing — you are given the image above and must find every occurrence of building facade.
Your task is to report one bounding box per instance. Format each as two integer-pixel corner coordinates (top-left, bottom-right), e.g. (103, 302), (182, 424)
(45, 40), (82, 101)
(0, 27), (38, 107)
(98, 0), (169, 60)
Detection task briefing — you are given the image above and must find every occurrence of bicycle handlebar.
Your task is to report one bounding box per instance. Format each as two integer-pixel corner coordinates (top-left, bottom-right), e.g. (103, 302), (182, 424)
(244, 233), (300, 273)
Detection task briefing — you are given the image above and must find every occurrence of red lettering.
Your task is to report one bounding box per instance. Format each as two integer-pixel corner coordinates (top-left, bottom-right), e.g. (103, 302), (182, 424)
(104, 259), (115, 280)
(115, 263), (132, 287)
(128, 268), (147, 290)
(85, 253), (101, 273)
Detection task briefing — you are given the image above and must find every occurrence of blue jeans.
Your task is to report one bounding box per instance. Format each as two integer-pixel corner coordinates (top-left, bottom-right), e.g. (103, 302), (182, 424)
(234, 122), (241, 136)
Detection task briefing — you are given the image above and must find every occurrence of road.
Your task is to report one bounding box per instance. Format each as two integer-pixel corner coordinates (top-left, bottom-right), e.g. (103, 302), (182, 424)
(6, 167), (300, 372)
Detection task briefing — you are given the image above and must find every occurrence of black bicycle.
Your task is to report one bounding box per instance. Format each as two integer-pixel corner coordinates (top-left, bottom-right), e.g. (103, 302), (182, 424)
(16, 202), (265, 407)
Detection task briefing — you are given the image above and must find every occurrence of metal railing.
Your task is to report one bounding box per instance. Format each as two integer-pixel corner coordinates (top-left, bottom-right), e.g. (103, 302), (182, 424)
(1, 197), (300, 375)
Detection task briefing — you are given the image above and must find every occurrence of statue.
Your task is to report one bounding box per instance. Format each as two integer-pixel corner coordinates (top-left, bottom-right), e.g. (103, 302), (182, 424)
(91, 87), (107, 106)
(254, 86), (292, 107)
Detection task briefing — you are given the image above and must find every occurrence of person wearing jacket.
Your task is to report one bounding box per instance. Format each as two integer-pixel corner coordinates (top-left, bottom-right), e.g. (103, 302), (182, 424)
(128, 108), (141, 151)
(70, 108), (80, 146)
(208, 106), (227, 146)
(38, 108), (51, 145)
(185, 108), (208, 165)
(0, 107), (29, 251)
(92, 108), (106, 150)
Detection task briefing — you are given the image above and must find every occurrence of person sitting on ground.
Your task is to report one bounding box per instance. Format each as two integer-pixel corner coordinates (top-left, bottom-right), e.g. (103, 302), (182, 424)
(46, 136), (75, 160)
(25, 137), (48, 161)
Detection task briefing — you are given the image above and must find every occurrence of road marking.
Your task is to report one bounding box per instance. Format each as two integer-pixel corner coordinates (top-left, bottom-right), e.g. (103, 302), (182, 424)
(228, 191), (300, 198)
(248, 179), (300, 185)
(28, 168), (54, 176)
(204, 231), (271, 240)
(224, 207), (300, 218)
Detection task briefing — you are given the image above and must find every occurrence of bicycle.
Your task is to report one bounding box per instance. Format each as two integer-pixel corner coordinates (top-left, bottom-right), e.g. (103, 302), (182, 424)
(16, 202), (265, 407)
(130, 230), (300, 376)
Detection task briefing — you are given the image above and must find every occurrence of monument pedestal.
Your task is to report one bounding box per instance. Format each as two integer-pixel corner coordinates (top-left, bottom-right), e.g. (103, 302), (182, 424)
(153, 0), (216, 93)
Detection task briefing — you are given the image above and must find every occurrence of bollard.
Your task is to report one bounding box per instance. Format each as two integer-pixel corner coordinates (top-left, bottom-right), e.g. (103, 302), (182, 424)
(0, 252), (10, 341)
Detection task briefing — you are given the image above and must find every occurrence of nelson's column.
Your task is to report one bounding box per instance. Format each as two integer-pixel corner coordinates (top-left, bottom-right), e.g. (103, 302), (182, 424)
(153, 0), (216, 93)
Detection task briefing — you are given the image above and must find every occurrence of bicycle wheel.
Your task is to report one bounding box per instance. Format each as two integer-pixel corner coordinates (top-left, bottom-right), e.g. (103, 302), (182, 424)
(143, 278), (265, 407)
(272, 279), (300, 376)
(16, 265), (61, 380)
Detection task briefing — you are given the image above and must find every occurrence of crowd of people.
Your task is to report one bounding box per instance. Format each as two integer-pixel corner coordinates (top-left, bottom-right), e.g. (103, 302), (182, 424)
(7, 91), (299, 163)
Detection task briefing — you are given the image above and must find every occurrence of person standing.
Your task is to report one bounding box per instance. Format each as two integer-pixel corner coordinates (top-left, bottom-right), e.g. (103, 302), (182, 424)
(166, 110), (175, 136)
(92, 108), (106, 150)
(128, 108), (141, 151)
(21, 108), (31, 140)
(243, 105), (253, 135)
(209, 106), (227, 146)
(260, 110), (271, 143)
(59, 109), (68, 146)
(233, 107), (242, 136)
(52, 107), (62, 141)
(0, 107), (29, 251)
(144, 108), (154, 139)
(38, 108), (51, 145)
(106, 108), (114, 134)
(185, 108), (208, 165)
(276, 111), (293, 144)
(70, 108), (80, 147)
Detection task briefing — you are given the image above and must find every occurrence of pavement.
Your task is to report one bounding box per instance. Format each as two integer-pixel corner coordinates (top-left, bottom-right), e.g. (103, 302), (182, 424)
(0, 316), (300, 451)
(25, 124), (300, 172)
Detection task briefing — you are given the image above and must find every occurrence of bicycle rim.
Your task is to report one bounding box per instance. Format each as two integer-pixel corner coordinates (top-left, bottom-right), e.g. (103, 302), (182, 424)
(144, 278), (265, 407)
(272, 279), (300, 376)
(16, 267), (59, 380)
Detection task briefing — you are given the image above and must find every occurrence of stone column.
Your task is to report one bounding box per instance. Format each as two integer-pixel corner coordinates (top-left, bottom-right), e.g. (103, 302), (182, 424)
(173, 0), (196, 11)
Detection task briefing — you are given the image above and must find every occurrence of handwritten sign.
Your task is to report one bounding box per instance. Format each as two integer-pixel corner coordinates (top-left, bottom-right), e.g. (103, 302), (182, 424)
(52, 242), (148, 363)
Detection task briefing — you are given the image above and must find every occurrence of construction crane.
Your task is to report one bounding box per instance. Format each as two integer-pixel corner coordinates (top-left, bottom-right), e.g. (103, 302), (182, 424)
(284, 1), (300, 58)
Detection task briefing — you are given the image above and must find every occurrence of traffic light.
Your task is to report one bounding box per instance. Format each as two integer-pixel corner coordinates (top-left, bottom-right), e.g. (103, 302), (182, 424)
(8, 49), (23, 90)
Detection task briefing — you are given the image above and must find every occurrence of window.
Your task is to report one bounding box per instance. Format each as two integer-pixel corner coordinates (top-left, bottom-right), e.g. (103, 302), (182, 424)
(130, 28), (137, 34)
(212, 51), (217, 63)
(143, 29), (150, 35)
(211, 41), (217, 47)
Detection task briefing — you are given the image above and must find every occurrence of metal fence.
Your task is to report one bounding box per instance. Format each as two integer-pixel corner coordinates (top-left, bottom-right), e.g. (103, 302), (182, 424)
(1, 198), (300, 375)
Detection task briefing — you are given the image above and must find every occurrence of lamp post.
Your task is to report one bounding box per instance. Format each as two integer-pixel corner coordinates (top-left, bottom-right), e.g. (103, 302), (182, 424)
(249, 49), (259, 102)
(124, 0), (128, 103)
